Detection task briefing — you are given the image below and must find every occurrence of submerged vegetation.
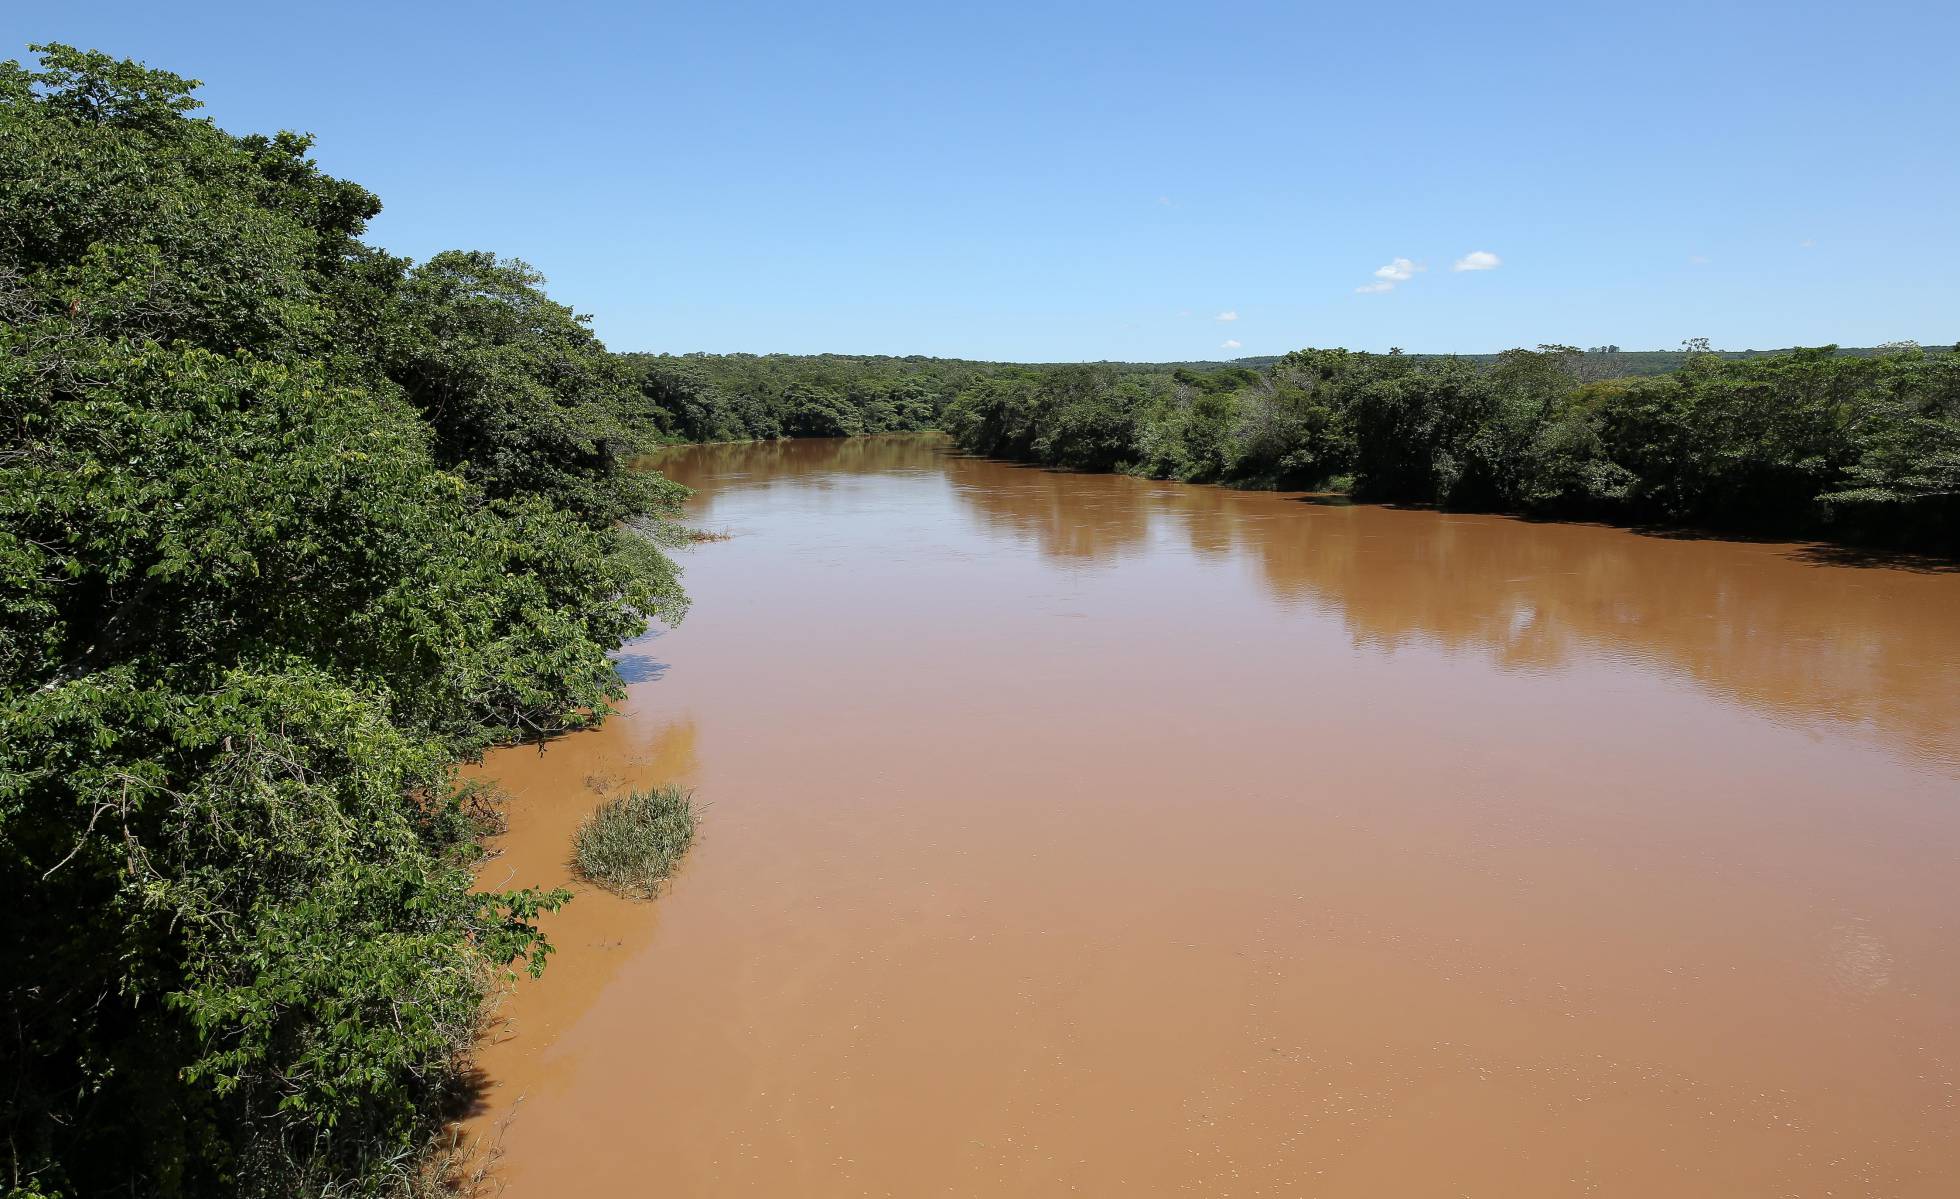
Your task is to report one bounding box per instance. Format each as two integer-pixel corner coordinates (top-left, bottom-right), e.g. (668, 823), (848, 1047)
(940, 346), (1960, 551)
(573, 786), (699, 899)
(0, 46), (685, 1197)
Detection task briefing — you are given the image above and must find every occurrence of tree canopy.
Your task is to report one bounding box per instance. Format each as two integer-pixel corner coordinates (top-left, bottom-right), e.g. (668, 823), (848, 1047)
(941, 344), (1960, 549)
(1, 45), (686, 1197)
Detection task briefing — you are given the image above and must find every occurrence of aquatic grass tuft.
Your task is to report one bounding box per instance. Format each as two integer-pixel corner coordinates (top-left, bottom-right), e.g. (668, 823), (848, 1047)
(572, 785), (698, 898)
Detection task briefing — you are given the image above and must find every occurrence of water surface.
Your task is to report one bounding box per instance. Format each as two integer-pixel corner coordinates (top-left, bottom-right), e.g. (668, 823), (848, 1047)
(468, 435), (1960, 1197)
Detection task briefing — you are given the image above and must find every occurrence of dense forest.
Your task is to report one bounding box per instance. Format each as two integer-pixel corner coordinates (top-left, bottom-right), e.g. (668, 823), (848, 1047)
(621, 352), (996, 442)
(629, 344), (1957, 437)
(0, 47), (690, 1198)
(938, 347), (1960, 551)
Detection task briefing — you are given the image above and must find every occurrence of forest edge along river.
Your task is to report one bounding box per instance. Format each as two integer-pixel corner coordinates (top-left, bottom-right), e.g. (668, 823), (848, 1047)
(464, 435), (1960, 1197)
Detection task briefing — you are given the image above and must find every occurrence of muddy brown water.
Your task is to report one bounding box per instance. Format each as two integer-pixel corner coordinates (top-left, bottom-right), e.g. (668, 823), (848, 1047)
(465, 434), (1960, 1197)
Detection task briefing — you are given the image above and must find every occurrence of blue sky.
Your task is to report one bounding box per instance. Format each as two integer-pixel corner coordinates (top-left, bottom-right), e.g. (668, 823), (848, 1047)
(10, 2), (1959, 360)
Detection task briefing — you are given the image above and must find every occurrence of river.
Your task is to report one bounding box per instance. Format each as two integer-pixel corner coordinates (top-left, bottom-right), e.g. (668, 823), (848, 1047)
(465, 434), (1960, 1197)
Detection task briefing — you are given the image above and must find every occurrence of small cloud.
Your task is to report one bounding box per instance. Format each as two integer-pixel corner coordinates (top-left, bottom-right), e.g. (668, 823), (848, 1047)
(1157, 196), (1174, 206)
(1177, 308), (1192, 318)
(1374, 257), (1421, 282)
(1215, 310), (1238, 322)
(1799, 238), (1816, 248)
(1221, 339), (1242, 350)
(1688, 254), (1710, 265)
(1452, 250), (1501, 272)
(1355, 281), (1395, 294)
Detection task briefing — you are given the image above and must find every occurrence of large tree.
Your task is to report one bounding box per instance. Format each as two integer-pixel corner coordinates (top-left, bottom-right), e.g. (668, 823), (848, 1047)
(1, 46), (685, 1197)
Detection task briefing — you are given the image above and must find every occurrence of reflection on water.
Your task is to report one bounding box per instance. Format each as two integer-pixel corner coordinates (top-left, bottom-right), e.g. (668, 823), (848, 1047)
(639, 434), (945, 500)
(610, 650), (669, 686)
(665, 435), (1960, 769)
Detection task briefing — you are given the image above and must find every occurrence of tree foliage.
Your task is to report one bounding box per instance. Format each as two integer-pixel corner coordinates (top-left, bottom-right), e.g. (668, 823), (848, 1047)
(941, 345), (1960, 550)
(1, 45), (686, 1196)
(621, 352), (994, 444)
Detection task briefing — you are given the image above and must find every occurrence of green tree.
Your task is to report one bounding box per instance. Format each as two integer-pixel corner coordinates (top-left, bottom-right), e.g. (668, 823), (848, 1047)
(1, 45), (686, 1196)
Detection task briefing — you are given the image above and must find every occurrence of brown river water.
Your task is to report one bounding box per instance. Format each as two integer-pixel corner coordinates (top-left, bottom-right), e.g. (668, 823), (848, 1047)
(464, 434), (1960, 1197)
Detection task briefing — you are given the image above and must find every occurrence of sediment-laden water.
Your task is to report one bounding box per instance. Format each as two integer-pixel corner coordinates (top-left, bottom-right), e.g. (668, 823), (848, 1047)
(466, 434), (1960, 1197)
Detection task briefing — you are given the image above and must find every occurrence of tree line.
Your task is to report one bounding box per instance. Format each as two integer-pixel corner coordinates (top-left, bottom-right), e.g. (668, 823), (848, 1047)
(622, 352), (1001, 442)
(939, 346), (1960, 551)
(1, 47), (692, 1197)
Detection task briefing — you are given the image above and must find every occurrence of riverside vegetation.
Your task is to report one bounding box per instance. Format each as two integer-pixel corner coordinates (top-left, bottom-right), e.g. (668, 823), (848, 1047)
(3, 39), (1958, 1199)
(572, 786), (698, 899)
(0, 46), (692, 1198)
(938, 348), (1960, 552)
(634, 348), (1958, 553)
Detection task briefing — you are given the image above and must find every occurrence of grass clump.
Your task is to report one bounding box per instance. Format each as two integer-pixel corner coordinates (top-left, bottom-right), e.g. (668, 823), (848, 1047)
(572, 785), (698, 898)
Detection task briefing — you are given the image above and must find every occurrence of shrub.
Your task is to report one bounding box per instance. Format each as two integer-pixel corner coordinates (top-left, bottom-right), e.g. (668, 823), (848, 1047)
(572, 786), (698, 898)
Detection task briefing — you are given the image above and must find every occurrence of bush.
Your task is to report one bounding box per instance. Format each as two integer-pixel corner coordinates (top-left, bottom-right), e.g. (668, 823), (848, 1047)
(572, 786), (698, 898)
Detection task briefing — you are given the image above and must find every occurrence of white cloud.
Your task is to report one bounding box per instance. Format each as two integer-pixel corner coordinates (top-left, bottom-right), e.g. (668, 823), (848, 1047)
(1800, 238), (1816, 248)
(1688, 254), (1710, 265)
(1221, 339), (1242, 350)
(1452, 250), (1502, 272)
(1374, 257), (1420, 282)
(1215, 310), (1238, 322)
(1354, 281), (1395, 294)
